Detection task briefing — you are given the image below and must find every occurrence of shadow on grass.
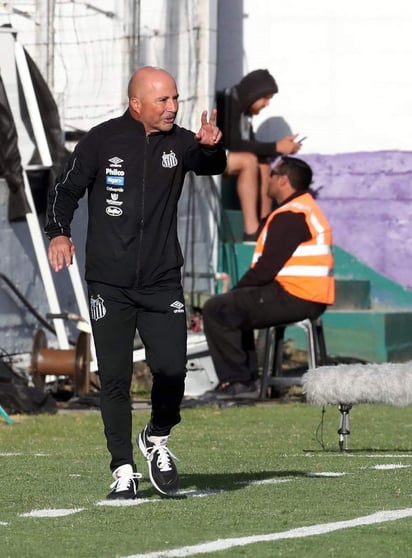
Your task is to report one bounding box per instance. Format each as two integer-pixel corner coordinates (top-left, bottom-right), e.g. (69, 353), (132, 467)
(137, 469), (312, 498)
(136, 454), (412, 498)
(192, 470), (309, 492)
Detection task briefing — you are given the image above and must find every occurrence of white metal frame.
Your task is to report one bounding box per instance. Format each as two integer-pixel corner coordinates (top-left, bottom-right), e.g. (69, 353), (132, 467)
(1, 28), (93, 356)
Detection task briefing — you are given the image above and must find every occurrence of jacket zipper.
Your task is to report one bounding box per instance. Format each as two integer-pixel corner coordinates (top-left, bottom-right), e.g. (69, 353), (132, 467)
(135, 135), (149, 285)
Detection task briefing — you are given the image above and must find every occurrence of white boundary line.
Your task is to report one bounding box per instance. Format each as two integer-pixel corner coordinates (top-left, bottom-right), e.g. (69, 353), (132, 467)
(20, 508), (84, 518)
(123, 508), (412, 558)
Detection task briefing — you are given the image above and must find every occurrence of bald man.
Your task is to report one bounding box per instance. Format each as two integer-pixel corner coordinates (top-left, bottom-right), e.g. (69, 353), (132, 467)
(45, 66), (226, 499)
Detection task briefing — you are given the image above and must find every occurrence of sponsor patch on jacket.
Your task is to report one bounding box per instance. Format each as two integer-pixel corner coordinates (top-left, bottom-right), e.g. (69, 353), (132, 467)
(106, 186), (124, 193)
(106, 206), (123, 217)
(106, 176), (124, 186)
(106, 192), (123, 206)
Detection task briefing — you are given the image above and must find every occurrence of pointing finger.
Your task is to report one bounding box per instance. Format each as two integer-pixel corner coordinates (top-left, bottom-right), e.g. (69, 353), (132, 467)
(200, 110), (208, 126)
(209, 108), (217, 127)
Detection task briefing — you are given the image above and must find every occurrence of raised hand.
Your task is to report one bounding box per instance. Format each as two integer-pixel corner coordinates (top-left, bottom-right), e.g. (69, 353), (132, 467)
(194, 109), (222, 145)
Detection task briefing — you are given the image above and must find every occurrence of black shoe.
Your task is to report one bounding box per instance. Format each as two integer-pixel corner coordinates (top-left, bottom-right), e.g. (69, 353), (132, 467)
(138, 425), (179, 496)
(106, 464), (141, 500)
(215, 381), (259, 400)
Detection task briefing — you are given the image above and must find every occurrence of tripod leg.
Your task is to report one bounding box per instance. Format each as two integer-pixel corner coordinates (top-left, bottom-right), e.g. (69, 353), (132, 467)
(338, 404), (352, 451)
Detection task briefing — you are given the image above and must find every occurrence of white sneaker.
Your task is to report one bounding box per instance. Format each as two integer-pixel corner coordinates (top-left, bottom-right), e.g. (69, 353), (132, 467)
(138, 426), (179, 495)
(107, 464), (142, 500)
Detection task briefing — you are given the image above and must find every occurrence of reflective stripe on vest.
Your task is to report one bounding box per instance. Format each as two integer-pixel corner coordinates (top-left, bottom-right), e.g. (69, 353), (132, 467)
(251, 192), (335, 304)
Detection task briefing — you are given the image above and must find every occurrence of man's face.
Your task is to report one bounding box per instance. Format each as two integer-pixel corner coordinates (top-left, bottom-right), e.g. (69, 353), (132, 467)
(248, 94), (273, 115)
(131, 72), (179, 134)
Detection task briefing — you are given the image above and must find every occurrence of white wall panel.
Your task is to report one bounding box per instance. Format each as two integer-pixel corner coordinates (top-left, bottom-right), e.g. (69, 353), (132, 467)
(241, 0), (412, 153)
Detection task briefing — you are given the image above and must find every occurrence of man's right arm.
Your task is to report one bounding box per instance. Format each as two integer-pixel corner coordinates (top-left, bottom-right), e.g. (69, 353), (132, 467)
(44, 153), (81, 239)
(44, 133), (97, 271)
(44, 152), (84, 272)
(44, 133), (97, 240)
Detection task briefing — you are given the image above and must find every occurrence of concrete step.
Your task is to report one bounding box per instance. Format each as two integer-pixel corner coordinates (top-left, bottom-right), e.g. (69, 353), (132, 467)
(332, 279), (371, 310)
(322, 309), (412, 363)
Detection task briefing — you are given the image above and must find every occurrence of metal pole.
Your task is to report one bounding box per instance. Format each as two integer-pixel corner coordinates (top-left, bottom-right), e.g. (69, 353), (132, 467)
(35, 0), (55, 90)
(131, 0), (141, 72)
(123, 0), (140, 93)
(47, 0), (55, 90)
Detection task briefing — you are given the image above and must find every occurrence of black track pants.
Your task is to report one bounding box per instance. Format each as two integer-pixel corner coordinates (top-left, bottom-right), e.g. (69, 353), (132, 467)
(202, 282), (325, 385)
(88, 282), (187, 472)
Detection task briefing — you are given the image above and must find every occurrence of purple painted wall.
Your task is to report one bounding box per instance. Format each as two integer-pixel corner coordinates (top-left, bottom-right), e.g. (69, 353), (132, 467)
(304, 151), (412, 290)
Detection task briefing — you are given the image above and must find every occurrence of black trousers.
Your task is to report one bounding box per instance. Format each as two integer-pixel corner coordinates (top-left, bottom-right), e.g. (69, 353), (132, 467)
(202, 282), (325, 385)
(88, 282), (187, 472)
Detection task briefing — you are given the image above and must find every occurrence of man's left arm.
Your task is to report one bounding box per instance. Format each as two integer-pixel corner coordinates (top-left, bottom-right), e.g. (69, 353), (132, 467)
(235, 212), (311, 288)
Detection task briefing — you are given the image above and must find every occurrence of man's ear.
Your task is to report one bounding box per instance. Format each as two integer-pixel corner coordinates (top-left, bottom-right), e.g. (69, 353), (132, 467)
(129, 96), (141, 115)
(279, 173), (289, 188)
(279, 173), (294, 196)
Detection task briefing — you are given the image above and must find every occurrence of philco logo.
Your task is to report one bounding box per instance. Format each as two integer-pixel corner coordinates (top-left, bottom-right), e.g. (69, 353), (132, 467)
(106, 168), (125, 176)
(170, 300), (184, 313)
(106, 206), (123, 217)
(108, 156), (123, 167)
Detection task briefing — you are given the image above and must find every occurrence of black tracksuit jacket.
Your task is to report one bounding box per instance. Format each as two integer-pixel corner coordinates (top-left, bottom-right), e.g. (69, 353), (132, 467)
(45, 110), (226, 289)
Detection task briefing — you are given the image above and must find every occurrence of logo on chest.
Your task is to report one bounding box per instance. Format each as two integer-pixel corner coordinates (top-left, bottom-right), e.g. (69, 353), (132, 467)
(162, 150), (178, 168)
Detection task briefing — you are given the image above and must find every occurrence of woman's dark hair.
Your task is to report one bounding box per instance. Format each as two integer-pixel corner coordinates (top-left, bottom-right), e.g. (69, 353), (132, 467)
(276, 156), (313, 192)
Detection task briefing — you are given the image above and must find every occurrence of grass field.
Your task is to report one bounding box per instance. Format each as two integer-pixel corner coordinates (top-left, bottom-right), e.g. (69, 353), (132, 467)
(1, 400), (412, 558)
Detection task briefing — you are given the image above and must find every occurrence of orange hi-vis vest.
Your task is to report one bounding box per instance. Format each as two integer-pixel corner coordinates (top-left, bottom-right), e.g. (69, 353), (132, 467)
(251, 192), (335, 304)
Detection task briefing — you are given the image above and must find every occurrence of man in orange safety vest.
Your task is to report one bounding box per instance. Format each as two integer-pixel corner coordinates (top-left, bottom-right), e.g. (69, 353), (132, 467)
(203, 156), (335, 399)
